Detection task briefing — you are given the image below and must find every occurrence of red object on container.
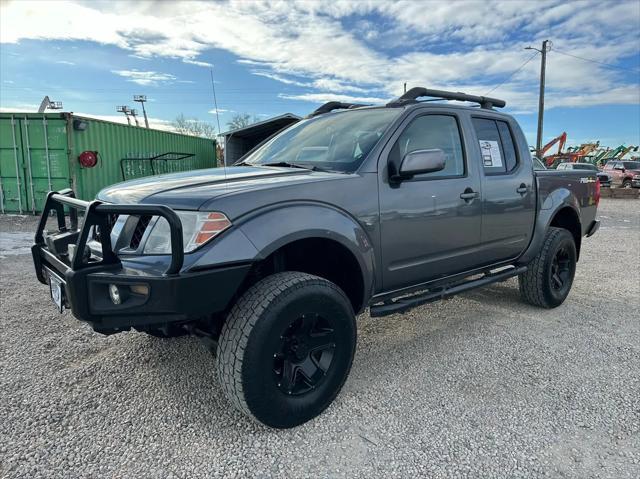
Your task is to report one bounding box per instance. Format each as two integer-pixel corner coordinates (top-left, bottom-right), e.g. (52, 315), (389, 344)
(78, 150), (98, 168)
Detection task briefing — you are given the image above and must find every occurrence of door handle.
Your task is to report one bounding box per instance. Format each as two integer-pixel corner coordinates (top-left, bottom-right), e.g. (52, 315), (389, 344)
(516, 184), (528, 195)
(460, 189), (479, 201)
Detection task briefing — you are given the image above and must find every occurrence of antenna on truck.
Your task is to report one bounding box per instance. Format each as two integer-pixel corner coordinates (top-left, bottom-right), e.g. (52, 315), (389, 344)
(210, 68), (227, 184)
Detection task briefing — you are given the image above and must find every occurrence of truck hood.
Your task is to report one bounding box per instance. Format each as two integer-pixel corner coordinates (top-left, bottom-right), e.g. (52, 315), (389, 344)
(96, 166), (339, 209)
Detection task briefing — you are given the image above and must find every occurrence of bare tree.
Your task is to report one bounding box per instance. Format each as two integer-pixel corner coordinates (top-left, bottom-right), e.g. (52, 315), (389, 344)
(172, 114), (217, 139)
(226, 113), (262, 131)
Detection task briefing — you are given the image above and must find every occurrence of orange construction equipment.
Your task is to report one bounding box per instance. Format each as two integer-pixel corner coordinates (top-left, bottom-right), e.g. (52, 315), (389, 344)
(539, 132), (567, 159)
(545, 141), (599, 168)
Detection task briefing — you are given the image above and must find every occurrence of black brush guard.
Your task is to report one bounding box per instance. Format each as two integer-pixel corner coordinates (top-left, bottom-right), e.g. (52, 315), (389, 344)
(31, 189), (250, 334)
(33, 189), (184, 280)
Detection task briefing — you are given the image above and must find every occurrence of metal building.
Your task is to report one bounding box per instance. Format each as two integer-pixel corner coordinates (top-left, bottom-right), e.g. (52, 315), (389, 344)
(222, 113), (300, 165)
(0, 112), (216, 214)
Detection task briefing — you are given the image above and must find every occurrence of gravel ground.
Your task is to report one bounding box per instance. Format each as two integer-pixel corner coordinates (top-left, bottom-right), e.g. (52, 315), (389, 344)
(1, 198), (638, 478)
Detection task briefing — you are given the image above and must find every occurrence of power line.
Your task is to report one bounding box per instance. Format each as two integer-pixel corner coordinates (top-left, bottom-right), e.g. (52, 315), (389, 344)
(552, 48), (640, 73)
(484, 52), (539, 95)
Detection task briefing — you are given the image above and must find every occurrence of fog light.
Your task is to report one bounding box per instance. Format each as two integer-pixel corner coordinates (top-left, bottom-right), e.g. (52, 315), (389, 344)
(109, 284), (122, 305)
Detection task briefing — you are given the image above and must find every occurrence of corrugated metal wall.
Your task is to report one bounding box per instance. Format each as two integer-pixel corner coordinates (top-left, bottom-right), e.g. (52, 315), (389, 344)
(71, 115), (216, 200)
(0, 114), (70, 213)
(0, 113), (216, 213)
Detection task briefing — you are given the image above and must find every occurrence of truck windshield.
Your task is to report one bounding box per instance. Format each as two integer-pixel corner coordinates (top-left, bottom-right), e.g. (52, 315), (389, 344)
(242, 109), (400, 173)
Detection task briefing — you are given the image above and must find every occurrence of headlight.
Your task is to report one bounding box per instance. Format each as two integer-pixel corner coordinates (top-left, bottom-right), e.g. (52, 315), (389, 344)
(143, 211), (231, 254)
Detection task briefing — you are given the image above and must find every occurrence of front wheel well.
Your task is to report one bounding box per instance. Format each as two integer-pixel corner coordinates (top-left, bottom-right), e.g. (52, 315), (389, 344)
(549, 207), (581, 260)
(243, 238), (365, 313)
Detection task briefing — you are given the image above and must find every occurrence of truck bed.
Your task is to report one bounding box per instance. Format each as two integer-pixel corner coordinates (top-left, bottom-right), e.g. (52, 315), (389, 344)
(535, 169), (599, 236)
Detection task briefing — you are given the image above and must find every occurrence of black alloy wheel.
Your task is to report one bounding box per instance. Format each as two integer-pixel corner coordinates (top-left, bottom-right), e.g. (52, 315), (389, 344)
(273, 313), (337, 396)
(550, 245), (572, 295)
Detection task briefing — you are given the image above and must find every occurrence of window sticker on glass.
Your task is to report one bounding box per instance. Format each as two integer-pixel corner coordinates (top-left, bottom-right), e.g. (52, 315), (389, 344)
(479, 140), (503, 168)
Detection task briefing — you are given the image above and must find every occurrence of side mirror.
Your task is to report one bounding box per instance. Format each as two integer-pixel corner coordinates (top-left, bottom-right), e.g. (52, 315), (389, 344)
(395, 149), (445, 180)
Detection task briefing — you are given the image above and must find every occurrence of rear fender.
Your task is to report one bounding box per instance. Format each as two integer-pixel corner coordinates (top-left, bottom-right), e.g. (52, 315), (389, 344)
(517, 187), (581, 264)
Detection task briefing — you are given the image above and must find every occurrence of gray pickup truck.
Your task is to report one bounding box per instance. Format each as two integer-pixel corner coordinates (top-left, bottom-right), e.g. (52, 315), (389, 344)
(32, 88), (600, 428)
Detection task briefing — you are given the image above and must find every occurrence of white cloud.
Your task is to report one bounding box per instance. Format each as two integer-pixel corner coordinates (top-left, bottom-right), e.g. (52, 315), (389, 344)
(111, 69), (177, 86)
(55, 60), (75, 65)
(252, 71), (309, 87)
(1, 0), (638, 111)
(310, 78), (371, 94)
(279, 93), (389, 104)
(0, 104), (40, 112)
(183, 59), (213, 68)
(208, 108), (234, 114)
(252, 71), (379, 94)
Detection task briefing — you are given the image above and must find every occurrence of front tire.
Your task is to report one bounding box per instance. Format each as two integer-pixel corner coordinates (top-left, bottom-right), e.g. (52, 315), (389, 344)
(622, 179), (632, 189)
(519, 227), (577, 308)
(217, 272), (356, 428)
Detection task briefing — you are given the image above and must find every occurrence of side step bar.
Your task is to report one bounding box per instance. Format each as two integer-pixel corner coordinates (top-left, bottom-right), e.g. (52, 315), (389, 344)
(370, 266), (527, 317)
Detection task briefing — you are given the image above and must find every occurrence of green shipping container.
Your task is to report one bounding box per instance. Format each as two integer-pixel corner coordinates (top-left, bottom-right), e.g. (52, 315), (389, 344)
(0, 112), (217, 214)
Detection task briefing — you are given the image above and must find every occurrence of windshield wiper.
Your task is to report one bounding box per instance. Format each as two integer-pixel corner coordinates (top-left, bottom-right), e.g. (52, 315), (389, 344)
(261, 161), (328, 172)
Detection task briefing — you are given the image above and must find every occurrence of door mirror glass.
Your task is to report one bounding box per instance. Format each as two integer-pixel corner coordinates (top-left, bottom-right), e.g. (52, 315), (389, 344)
(398, 149), (446, 179)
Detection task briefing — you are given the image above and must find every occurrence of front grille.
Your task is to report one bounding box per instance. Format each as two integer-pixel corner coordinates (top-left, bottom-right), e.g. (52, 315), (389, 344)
(130, 215), (152, 249)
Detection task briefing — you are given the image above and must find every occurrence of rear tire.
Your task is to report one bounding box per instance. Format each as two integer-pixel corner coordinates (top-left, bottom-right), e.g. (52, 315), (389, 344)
(217, 272), (356, 428)
(519, 227), (577, 308)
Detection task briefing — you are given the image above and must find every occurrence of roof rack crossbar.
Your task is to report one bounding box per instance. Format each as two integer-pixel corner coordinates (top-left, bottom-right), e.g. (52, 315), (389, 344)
(388, 87), (506, 109)
(308, 101), (368, 117)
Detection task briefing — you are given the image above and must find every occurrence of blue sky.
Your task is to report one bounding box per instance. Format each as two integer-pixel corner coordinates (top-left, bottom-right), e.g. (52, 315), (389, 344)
(1, 0), (639, 148)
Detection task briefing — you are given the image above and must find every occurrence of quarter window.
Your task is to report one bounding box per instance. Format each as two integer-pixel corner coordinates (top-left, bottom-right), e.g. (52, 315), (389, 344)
(390, 115), (465, 178)
(472, 118), (518, 173)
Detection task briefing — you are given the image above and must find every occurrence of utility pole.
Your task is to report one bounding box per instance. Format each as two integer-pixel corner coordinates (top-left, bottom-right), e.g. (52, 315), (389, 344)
(526, 40), (551, 157)
(134, 95), (149, 128)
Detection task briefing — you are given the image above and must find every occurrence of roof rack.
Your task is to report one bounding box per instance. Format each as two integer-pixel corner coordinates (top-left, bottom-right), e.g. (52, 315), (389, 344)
(308, 101), (368, 118)
(388, 87), (506, 109)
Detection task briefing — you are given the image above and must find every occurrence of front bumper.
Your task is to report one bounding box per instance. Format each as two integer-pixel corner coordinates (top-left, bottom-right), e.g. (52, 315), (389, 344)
(632, 177), (640, 188)
(32, 190), (250, 334)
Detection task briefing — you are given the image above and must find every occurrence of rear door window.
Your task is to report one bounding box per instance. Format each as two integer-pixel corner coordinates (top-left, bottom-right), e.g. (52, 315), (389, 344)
(472, 118), (518, 174)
